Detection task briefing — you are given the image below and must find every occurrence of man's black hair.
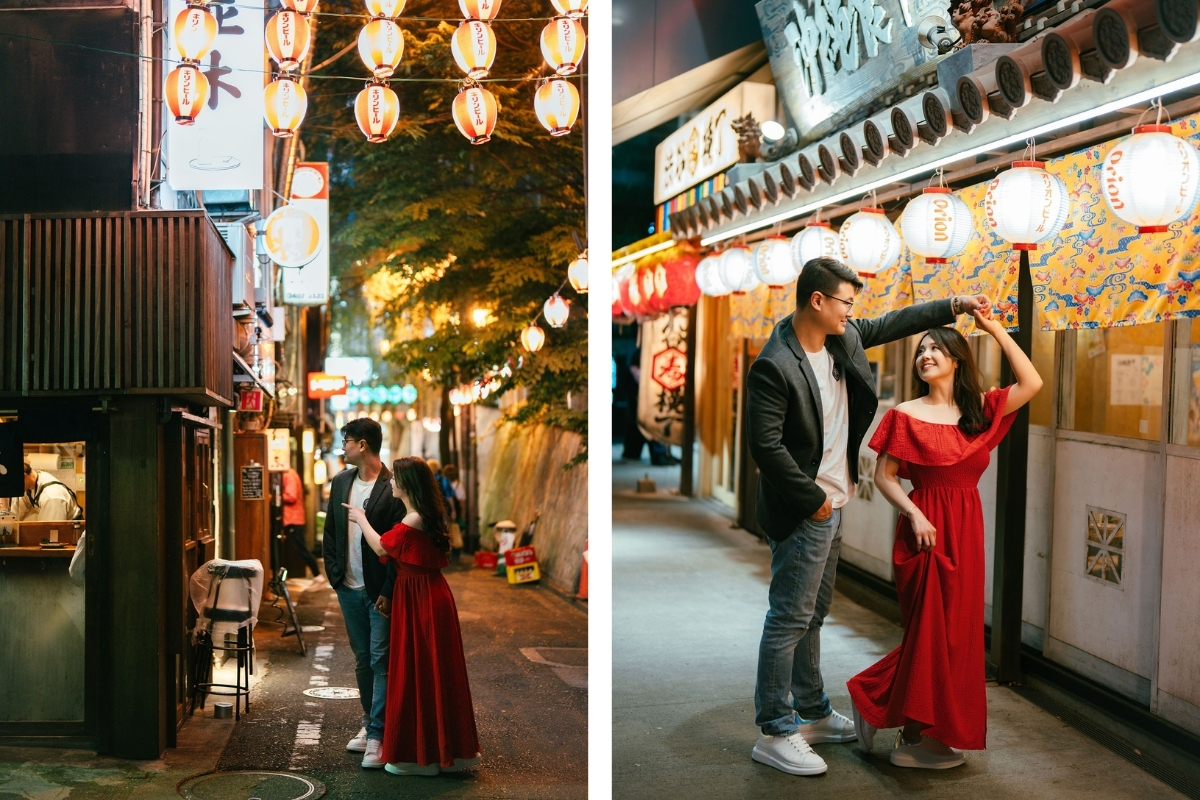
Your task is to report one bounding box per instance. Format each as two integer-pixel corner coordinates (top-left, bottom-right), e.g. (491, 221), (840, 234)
(341, 418), (383, 456)
(795, 256), (863, 311)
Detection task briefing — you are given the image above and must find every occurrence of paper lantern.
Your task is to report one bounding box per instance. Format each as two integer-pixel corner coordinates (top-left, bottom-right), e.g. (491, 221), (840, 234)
(550, 0), (588, 17)
(616, 264), (640, 316)
(534, 79), (579, 136)
(657, 252), (701, 306)
(718, 245), (760, 293)
(983, 161), (1070, 250)
(263, 205), (321, 268)
(899, 188), (973, 264)
(265, 10), (311, 72)
(452, 84), (498, 145)
(164, 64), (209, 125)
(839, 208), (901, 277)
(638, 263), (668, 314)
(544, 294), (569, 327)
(355, 82), (401, 142)
(540, 17), (586, 76)
(521, 324), (545, 353)
(263, 77), (308, 138)
(364, 0), (405, 17)
(459, 0), (501, 19)
(1102, 125), (1200, 233)
(790, 222), (839, 272)
(753, 236), (798, 287)
(612, 270), (628, 318)
(358, 18), (404, 78)
(568, 251), (589, 292)
(695, 254), (732, 297)
(173, 5), (217, 63)
(281, 0), (319, 14)
(451, 20), (496, 79)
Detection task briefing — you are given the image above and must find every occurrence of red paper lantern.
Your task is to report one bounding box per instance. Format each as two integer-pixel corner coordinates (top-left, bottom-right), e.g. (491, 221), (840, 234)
(637, 261), (668, 315)
(656, 251), (702, 307)
(619, 266), (646, 318)
(613, 264), (635, 318)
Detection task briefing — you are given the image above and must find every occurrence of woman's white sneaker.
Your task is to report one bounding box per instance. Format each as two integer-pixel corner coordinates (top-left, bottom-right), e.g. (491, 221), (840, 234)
(751, 731), (828, 776)
(384, 761), (439, 776)
(852, 702), (876, 753)
(798, 710), (858, 744)
(888, 732), (965, 769)
(440, 754), (482, 773)
(361, 739), (386, 769)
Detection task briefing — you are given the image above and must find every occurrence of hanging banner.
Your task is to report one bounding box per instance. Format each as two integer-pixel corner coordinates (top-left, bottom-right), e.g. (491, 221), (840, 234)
(165, 0), (265, 190)
(638, 310), (689, 446)
(283, 162), (331, 305)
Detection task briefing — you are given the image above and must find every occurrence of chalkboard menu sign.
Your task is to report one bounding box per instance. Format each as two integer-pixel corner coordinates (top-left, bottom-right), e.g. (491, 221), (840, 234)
(240, 463), (264, 500)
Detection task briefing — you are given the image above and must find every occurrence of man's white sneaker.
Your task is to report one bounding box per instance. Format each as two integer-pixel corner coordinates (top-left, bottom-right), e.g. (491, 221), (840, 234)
(798, 710), (857, 744)
(361, 739), (386, 769)
(384, 761), (439, 776)
(852, 702), (876, 753)
(440, 754), (482, 773)
(751, 731), (828, 776)
(346, 727), (368, 753)
(889, 732), (965, 769)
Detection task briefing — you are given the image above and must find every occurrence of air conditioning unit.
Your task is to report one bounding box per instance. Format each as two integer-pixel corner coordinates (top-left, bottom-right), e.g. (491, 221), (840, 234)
(214, 221), (256, 313)
(253, 220), (275, 326)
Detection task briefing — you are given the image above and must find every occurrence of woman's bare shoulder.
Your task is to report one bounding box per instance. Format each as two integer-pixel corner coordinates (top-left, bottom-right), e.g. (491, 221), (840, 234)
(402, 511), (425, 530)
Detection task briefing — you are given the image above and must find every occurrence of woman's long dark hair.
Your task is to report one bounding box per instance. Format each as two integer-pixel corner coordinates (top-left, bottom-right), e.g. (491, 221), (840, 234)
(911, 327), (990, 436)
(391, 456), (451, 553)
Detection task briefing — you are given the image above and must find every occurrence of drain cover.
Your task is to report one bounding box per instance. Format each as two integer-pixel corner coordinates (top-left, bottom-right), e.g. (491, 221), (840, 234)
(302, 687), (360, 699)
(179, 771), (325, 800)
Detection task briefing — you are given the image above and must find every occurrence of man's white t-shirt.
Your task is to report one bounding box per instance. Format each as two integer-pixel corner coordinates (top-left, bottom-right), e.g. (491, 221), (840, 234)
(344, 476), (377, 590)
(805, 346), (855, 509)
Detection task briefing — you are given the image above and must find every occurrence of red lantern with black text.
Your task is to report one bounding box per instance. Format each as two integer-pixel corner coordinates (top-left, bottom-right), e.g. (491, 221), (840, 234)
(638, 261), (668, 315)
(540, 17), (586, 75)
(614, 264), (637, 318)
(657, 251), (702, 307)
(450, 20), (496, 80)
(265, 10), (311, 72)
(452, 84), (498, 144)
(165, 63), (209, 125)
(355, 82), (400, 143)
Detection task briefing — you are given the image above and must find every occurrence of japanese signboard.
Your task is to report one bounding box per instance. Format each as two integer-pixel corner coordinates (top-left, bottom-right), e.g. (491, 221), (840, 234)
(283, 162), (331, 305)
(653, 82), (776, 205)
(637, 310), (690, 446)
(165, 0), (265, 190)
(266, 429), (291, 472)
(307, 372), (348, 399)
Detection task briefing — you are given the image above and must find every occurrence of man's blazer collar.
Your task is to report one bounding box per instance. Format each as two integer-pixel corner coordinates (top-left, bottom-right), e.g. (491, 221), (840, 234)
(780, 314), (824, 421)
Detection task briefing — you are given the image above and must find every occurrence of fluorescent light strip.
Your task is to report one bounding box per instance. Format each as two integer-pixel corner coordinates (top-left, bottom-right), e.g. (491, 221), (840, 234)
(611, 238), (675, 268)
(701, 69), (1200, 246)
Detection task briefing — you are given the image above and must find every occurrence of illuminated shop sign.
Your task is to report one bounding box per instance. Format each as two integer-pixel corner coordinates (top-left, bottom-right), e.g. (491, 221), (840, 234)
(344, 384), (418, 405)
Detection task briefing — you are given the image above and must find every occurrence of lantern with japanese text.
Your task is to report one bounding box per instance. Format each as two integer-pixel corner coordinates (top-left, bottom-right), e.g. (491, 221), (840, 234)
(695, 253), (731, 297)
(899, 187), (973, 263)
(452, 84), (498, 144)
(263, 76), (308, 138)
(364, 0), (405, 17)
(617, 264), (641, 316)
(165, 64), (209, 125)
(534, 78), (579, 136)
(1102, 125), (1200, 233)
(638, 262), (668, 315)
(612, 267), (631, 317)
(540, 17), (586, 76)
(451, 20), (496, 79)
(358, 18), (404, 78)
(719, 245), (760, 293)
(568, 251), (589, 292)
(550, 0), (587, 17)
(265, 9), (311, 72)
(281, 0), (319, 14)
(521, 324), (545, 353)
(789, 222), (838, 271)
(544, 294), (570, 328)
(753, 236), (798, 287)
(983, 161), (1069, 249)
(355, 81), (401, 142)
(839, 208), (901, 277)
(656, 251), (701, 307)
(459, 0), (501, 19)
(173, 4), (217, 63)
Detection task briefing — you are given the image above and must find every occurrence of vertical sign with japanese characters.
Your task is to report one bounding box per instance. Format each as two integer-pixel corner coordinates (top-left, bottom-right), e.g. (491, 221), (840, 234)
(637, 310), (690, 446)
(165, 0), (265, 190)
(282, 162), (330, 305)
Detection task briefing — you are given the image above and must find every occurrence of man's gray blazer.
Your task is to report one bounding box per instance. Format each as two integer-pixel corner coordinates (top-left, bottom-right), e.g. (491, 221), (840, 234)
(746, 300), (956, 542)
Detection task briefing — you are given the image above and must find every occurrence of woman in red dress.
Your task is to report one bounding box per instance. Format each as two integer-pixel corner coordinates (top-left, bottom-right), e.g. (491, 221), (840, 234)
(345, 456), (482, 776)
(847, 308), (1041, 769)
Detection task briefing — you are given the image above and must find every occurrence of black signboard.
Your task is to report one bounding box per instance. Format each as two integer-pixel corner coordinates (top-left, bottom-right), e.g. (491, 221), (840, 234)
(240, 464), (264, 501)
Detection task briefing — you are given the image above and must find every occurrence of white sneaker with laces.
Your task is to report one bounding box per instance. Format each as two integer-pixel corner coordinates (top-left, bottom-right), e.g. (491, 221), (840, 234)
(361, 739), (386, 769)
(751, 731), (828, 776)
(798, 710), (857, 744)
(346, 727), (368, 753)
(889, 732), (965, 769)
(384, 761), (439, 776)
(440, 754), (482, 773)
(852, 702), (876, 753)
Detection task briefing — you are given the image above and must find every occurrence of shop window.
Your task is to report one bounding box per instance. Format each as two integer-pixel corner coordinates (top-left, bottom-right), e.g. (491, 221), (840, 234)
(1062, 323), (1165, 442)
(1168, 318), (1200, 447)
(1085, 506), (1125, 587)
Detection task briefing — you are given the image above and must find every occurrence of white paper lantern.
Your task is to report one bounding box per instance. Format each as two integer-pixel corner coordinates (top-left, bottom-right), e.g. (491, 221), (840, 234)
(839, 208), (901, 277)
(1102, 124), (1200, 233)
(789, 222), (839, 272)
(695, 254), (731, 297)
(719, 245), (759, 293)
(983, 160), (1070, 250)
(544, 294), (569, 328)
(753, 236), (798, 287)
(899, 187), (973, 264)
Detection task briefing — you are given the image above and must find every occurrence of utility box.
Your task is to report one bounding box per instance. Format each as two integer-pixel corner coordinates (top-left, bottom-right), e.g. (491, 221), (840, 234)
(214, 221), (257, 313)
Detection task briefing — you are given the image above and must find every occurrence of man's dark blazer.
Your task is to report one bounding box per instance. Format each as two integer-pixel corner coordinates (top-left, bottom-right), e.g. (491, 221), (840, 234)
(322, 465), (406, 600)
(746, 300), (956, 542)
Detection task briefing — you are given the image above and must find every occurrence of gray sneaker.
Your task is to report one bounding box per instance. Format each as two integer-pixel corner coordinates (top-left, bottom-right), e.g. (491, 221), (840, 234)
(852, 702), (876, 753)
(889, 732), (965, 769)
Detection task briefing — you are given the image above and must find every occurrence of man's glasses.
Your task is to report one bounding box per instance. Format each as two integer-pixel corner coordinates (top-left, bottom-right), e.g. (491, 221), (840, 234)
(341, 438), (361, 447)
(819, 292), (855, 310)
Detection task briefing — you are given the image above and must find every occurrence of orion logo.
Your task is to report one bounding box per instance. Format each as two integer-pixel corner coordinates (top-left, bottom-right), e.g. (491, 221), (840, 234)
(1104, 149), (1125, 210)
(931, 196), (950, 243)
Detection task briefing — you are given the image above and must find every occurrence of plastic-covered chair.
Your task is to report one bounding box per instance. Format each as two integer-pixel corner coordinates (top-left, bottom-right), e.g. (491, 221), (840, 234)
(189, 559), (263, 719)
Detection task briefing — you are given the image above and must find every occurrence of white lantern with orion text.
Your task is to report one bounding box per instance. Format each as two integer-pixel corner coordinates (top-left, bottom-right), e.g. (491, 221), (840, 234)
(790, 222), (838, 272)
(719, 245), (760, 293)
(694, 254), (730, 297)
(899, 187), (973, 264)
(983, 161), (1070, 250)
(1102, 124), (1200, 233)
(839, 207), (901, 277)
(544, 294), (569, 328)
(753, 236), (798, 287)
(521, 324), (545, 353)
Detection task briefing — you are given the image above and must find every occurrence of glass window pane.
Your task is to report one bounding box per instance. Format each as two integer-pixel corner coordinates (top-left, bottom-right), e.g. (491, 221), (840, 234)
(1067, 323), (1164, 441)
(1029, 327), (1056, 427)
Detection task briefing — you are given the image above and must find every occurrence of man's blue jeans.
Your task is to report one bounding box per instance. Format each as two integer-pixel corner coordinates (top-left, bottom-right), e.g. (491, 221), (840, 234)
(754, 509), (843, 736)
(335, 585), (389, 741)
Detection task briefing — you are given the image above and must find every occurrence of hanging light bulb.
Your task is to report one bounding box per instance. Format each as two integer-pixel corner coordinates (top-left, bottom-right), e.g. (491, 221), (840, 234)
(521, 324), (546, 353)
(451, 19), (497, 79)
(173, 4), (217, 63)
(263, 76), (308, 138)
(358, 18), (404, 79)
(452, 83), (498, 144)
(540, 17), (586, 76)
(550, 0), (588, 17)
(534, 78), (579, 136)
(355, 81), (401, 142)
(544, 294), (570, 327)
(839, 207), (902, 277)
(364, 0), (405, 17)
(164, 63), (210, 125)
(790, 222), (838, 272)
(568, 250), (589, 292)
(899, 187), (974, 264)
(265, 9), (312, 72)
(983, 161), (1070, 250)
(459, 0), (502, 20)
(1102, 124), (1200, 233)
(280, 0), (320, 14)
(753, 236), (798, 287)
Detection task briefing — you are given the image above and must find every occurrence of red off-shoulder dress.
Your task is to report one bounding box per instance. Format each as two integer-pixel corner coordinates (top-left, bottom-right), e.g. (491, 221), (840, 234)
(847, 388), (1016, 751)
(378, 522), (481, 767)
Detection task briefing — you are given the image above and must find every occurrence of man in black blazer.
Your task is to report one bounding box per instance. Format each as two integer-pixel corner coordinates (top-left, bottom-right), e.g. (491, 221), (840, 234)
(323, 417), (405, 768)
(746, 256), (989, 776)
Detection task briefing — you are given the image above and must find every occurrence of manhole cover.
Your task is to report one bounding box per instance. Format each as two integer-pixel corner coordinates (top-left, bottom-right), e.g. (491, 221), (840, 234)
(179, 771), (325, 800)
(302, 687), (360, 699)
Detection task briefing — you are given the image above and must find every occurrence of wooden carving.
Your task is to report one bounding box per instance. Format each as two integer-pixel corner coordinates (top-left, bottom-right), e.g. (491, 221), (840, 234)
(952, 0), (1025, 45)
(730, 114), (763, 163)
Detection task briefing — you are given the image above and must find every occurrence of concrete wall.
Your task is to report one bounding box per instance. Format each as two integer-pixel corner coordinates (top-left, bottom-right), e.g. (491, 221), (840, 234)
(1158, 455), (1200, 735)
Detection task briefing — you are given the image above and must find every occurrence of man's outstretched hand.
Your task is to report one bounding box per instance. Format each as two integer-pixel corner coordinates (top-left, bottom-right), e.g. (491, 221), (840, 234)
(955, 295), (991, 317)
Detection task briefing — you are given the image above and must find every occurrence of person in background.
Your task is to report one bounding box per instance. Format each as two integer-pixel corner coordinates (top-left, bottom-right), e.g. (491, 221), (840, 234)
(15, 459), (81, 521)
(441, 463), (465, 559)
(282, 466), (326, 588)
